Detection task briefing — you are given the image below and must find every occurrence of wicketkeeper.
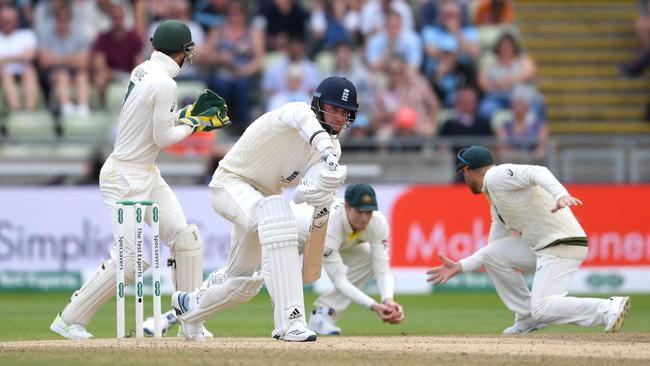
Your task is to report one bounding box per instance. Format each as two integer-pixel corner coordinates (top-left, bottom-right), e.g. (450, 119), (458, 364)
(50, 19), (229, 340)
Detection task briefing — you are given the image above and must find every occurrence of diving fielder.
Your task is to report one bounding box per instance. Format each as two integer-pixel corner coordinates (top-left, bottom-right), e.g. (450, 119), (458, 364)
(50, 20), (229, 340)
(171, 77), (358, 342)
(427, 146), (630, 334)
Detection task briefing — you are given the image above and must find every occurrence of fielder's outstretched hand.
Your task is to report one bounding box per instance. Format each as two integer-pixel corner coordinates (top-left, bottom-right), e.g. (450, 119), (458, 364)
(551, 195), (582, 213)
(426, 253), (461, 285)
(371, 303), (396, 323)
(382, 299), (404, 324)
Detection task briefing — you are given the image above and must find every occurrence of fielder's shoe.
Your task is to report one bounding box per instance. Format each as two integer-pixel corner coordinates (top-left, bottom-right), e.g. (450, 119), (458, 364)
(49, 313), (93, 340)
(502, 322), (549, 335)
(279, 321), (317, 342)
(171, 291), (205, 342)
(604, 296), (630, 333)
(308, 307), (341, 335)
(143, 310), (178, 336)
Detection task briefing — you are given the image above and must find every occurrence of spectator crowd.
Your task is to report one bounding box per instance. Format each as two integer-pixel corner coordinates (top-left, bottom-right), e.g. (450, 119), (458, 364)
(0, 0), (547, 157)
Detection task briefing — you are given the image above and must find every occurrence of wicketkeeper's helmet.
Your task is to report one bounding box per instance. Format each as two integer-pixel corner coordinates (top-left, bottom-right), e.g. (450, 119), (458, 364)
(311, 76), (359, 134)
(151, 19), (195, 64)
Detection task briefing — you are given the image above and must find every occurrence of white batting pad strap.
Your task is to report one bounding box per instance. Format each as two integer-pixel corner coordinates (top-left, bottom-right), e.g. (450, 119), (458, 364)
(258, 196), (306, 334)
(62, 258), (149, 326)
(170, 224), (203, 292)
(180, 276), (264, 323)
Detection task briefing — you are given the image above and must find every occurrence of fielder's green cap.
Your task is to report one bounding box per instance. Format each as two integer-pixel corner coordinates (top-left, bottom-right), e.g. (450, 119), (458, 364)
(345, 184), (378, 212)
(456, 145), (494, 172)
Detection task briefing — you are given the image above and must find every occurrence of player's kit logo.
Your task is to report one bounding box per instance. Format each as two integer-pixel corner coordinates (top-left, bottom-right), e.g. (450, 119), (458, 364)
(281, 170), (300, 184)
(506, 168), (514, 176)
(362, 194), (373, 204)
(170, 102), (176, 113)
(341, 88), (350, 102)
(288, 308), (303, 321)
(323, 248), (333, 257)
(313, 207), (330, 228)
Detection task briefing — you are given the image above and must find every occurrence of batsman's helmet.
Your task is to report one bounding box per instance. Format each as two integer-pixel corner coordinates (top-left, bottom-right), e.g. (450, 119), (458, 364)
(311, 76), (359, 134)
(151, 19), (195, 64)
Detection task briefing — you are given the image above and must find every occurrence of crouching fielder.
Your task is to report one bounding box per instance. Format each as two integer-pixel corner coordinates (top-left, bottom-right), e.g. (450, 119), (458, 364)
(296, 184), (404, 335)
(171, 77), (359, 342)
(427, 146), (630, 334)
(49, 20), (230, 340)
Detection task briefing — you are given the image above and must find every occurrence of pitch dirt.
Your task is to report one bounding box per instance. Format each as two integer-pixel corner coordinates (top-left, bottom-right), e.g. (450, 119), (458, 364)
(2, 334), (650, 366)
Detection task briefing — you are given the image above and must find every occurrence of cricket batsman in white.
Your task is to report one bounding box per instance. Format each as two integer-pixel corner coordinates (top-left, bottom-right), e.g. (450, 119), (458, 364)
(426, 146), (631, 334)
(170, 76), (359, 342)
(49, 19), (230, 340)
(148, 184), (405, 337)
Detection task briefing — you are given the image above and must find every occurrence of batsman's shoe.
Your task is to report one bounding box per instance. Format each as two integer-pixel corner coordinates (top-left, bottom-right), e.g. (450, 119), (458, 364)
(502, 322), (548, 335)
(308, 308), (341, 335)
(178, 324), (214, 339)
(172, 291), (205, 342)
(604, 296), (630, 333)
(143, 310), (178, 336)
(279, 321), (317, 342)
(49, 313), (93, 340)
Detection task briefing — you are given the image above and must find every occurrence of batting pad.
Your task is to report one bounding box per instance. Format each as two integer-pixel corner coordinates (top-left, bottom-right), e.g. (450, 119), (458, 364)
(170, 224), (203, 292)
(258, 195), (306, 334)
(179, 275), (264, 323)
(61, 257), (149, 326)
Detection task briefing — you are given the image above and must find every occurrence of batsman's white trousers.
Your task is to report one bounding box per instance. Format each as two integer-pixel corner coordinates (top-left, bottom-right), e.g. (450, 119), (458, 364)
(484, 237), (608, 326)
(313, 243), (374, 320)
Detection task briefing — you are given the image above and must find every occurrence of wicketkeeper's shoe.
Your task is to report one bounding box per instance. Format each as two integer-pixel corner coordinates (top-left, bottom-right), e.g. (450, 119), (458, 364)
(49, 313), (93, 340)
(308, 307), (341, 335)
(279, 321), (317, 342)
(143, 310), (178, 336)
(171, 290), (205, 342)
(604, 296), (630, 333)
(502, 322), (548, 335)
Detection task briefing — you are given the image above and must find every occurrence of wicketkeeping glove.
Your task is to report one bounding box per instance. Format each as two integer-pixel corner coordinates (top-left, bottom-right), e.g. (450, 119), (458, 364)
(191, 89), (231, 131)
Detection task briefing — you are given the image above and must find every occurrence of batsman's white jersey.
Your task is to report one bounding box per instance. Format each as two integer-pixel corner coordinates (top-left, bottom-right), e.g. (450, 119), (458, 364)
(293, 199), (394, 312)
(210, 102), (341, 196)
(57, 51), (201, 330)
(459, 164), (612, 329)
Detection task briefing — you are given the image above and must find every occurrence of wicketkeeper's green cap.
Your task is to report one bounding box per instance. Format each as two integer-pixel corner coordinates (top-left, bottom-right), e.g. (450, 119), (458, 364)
(456, 145), (494, 172)
(345, 184), (378, 212)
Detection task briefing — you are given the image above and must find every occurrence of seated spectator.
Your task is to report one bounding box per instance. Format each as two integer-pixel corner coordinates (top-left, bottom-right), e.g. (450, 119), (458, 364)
(204, 0), (265, 130)
(266, 64), (311, 111)
(261, 35), (320, 97)
(365, 9), (422, 72)
(429, 37), (477, 108)
(308, 0), (353, 53)
(478, 32), (540, 121)
(439, 86), (492, 140)
(328, 40), (374, 126)
(360, 0), (414, 37)
(390, 107), (425, 152)
(372, 55), (439, 141)
(497, 85), (548, 160)
(193, 0), (230, 31)
(93, 4), (143, 108)
(258, 0), (307, 51)
(474, 0), (514, 26)
(81, 0), (135, 43)
(38, 6), (91, 117)
(0, 4), (39, 111)
(621, 0), (650, 76)
(418, 0), (471, 29)
(421, 1), (479, 78)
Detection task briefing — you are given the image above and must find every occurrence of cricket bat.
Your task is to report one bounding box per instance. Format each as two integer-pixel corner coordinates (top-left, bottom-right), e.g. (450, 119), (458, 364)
(302, 204), (331, 284)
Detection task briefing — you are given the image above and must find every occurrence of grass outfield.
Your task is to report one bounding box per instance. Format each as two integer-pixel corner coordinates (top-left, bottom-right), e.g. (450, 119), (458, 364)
(1, 291), (649, 340)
